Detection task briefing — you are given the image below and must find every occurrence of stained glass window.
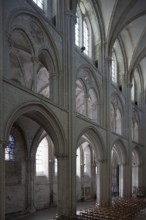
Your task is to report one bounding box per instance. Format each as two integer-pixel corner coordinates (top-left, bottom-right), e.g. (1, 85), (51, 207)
(5, 135), (15, 161)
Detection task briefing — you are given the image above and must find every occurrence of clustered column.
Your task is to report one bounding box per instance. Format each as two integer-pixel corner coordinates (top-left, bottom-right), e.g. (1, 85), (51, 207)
(56, 153), (69, 217)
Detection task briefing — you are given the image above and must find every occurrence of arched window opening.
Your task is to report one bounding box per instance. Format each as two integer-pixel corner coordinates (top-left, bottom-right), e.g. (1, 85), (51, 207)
(112, 52), (117, 83)
(76, 75), (99, 123)
(111, 104), (116, 132)
(37, 51), (56, 101)
(76, 147), (81, 177)
(116, 108), (122, 135)
(75, 4), (91, 57)
(134, 121), (139, 143)
(76, 80), (86, 116)
(111, 96), (123, 135)
(5, 127), (26, 214)
(111, 147), (119, 197)
(36, 137), (48, 177)
(131, 78), (135, 102)
(54, 157), (58, 175)
(88, 89), (97, 122)
(51, 0), (57, 25)
(33, 0), (44, 10)
(5, 135), (15, 161)
(132, 111), (139, 143)
(83, 144), (91, 177)
(83, 20), (89, 55)
(132, 151), (139, 195)
(131, 69), (142, 107)
(35, 134), (57, 209)
(37, 66), (50, 98)
(75, 13), (80, 47)
(76, 136), (96, 202)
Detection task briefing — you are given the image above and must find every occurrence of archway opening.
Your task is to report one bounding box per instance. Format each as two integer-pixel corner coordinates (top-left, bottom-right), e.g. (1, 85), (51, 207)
(111, 147), (119, 197)
(76, 131), (103, 208)
(5, 109), (61, 215)
(111, 143), (126, 198)
(35, 134), (58, 210)
(132, 150), (140, 196)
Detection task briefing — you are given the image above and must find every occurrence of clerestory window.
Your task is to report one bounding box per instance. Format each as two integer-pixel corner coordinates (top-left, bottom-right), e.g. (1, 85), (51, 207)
(32, 0), (44, 10)
(131, 78), (135, 102)
(75, 4), (91, 57)
(112, 52), (117, 83)
(131, 69), (142, 107)
(75, 14), (80, 47)
(83, 20), (89, 55)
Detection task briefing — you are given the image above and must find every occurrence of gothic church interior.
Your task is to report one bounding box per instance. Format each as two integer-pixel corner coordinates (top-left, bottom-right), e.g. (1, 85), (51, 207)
(1, 0), (146, 219)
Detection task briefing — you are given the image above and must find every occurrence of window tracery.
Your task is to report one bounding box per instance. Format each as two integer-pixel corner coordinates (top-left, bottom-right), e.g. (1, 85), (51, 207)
(76, 73), (99, 123)
(75, 3), (91, 57)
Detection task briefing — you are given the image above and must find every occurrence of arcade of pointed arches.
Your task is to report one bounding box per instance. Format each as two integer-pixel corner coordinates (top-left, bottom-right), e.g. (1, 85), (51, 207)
(2, 0), (144, 217)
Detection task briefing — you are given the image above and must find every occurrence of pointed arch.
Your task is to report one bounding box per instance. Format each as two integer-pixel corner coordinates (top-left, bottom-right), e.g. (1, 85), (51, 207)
(7, 9), (61, 74)
(76, 127), (105, 162)
(75, 0), (102, 59)
(76, 65), (103, 124)
(111, 140), (127, 165)
(4, 102), (67, 156)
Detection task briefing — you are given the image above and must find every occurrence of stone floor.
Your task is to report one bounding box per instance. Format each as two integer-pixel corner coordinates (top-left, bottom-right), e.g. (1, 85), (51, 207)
(7, 200), (96, 220)
(6, 200), (146, 220)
